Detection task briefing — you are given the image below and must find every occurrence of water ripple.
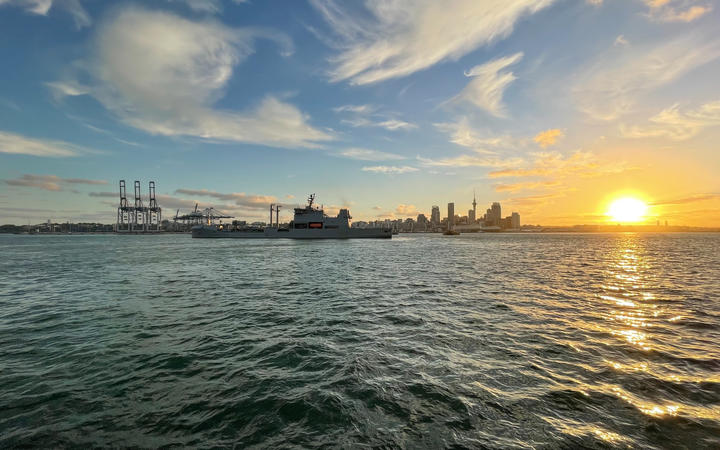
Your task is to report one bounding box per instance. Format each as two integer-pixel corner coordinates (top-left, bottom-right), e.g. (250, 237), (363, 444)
(0, 232), (719, 448)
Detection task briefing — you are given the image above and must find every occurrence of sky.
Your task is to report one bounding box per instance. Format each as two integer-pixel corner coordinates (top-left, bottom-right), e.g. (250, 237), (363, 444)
(1, 0), (719, 226)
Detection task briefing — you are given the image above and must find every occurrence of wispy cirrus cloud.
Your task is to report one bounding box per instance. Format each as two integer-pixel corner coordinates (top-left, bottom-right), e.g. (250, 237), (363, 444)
(332, 104), (375, 114)
(333, 103), (416, 131)
(336, 148), (405, 161)
(6, 174), (107, 191)
(174, 189), (276, 209)
(575, 32), (720, 121)
(434, 118), (533, 155)
(643, 0), (712, 22)
(49, 6), (331, 149)
(494, 180), (562, 192)
(0, 130), (93, 157)
(449, 52), (524, 117)
(342, 117), (417, 131)
(361, 165), (418, 174)
(311, 0), (553, 85)
(488, 151), (632, 180)
(418, 154), (525, 169)
(0, 0), (90, 28)
(650, 193), (720, 206)
(621, 100), (720, 140)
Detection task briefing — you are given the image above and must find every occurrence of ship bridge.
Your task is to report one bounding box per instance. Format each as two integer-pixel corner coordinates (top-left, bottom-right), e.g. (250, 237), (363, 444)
(290, 194), (351, 230)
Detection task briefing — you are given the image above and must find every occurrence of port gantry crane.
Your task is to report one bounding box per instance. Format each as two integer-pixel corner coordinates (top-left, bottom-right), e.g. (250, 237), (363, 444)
(173, 204), (233, 230)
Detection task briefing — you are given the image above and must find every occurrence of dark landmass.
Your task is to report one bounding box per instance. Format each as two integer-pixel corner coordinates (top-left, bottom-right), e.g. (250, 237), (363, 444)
(2, 223), (719, 234)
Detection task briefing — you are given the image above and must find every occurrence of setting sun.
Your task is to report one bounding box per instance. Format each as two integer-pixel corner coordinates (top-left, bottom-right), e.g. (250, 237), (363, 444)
(607, 197), (648, 223)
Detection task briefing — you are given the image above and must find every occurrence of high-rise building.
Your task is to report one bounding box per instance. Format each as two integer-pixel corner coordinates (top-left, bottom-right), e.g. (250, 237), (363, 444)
(468, 209), (475, 223)
(447, 203), (455, 230)
(416, 214), (428, 231)
(511, 212), (520, 229)
(491, 202), (501, 226)
(431, 205), (440, 227)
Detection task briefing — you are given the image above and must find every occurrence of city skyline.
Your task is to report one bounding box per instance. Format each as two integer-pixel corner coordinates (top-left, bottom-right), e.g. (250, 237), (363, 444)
(1, 1), (720, 226)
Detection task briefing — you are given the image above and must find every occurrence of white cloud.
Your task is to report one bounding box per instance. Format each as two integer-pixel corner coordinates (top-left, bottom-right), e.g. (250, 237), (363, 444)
(576, 33), (720, 121)
(311, 0), (554, 85)
(614, 35), (629, 47)
(341, 117), (416, 131)
(333, 104), (375, 114)
(51, 7), (331, 149)
(334, 103), (415, 131)
(337, 148), (405, 161)
(173, 0), (222, 13)
(0, 130), (85, 157)
(46, 81), (88, 100)
(487, 151), (633, 179)
(0, 0), (90, 28)
(621, 100), (720, 140)
(361, 165), (418, 174)
(450, 52), (523, 117)
(0, 0), (52, 15)
(418, 154), (525, 169)
(434, 118), (527, 153)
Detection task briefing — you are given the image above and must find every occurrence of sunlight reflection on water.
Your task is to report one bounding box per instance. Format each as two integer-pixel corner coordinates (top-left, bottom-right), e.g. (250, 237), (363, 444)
(0, 232), (718, 448)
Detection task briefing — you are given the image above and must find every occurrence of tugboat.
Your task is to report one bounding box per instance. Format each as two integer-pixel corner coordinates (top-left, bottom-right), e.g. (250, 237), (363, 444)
(192, 194), (392, 239)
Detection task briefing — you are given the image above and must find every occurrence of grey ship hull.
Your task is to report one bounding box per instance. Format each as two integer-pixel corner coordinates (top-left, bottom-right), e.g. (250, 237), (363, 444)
(192, 225), (391, 239)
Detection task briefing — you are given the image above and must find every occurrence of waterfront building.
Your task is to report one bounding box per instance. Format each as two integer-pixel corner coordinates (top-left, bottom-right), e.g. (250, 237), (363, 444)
(511, 212), (520, 229)
(491, 202), (501, 226)
(447, 203), (455, 230)
(431, 206), (440, 227)
(416, 214), (429, 232)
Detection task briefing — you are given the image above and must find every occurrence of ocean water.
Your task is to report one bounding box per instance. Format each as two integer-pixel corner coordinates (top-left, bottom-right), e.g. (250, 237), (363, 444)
(1, 232), (719, 448)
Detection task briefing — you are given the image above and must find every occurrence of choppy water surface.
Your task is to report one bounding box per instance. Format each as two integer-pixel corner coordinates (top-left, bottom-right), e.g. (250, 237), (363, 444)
(1, 233), (719, 448)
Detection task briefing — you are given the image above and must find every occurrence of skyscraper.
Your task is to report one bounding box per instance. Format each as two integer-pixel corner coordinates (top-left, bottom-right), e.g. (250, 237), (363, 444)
(511, 212), (520, 229)
(431, 205), (440, 227)
(491, 202), (501, 225)
(447, 203), (455, 230)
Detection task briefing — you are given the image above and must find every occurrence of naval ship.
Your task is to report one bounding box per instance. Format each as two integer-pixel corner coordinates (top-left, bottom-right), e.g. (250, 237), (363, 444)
(192, 194), (392, 239)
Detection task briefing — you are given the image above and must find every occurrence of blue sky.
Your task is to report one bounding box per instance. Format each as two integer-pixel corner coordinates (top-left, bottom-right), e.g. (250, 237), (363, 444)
(1, 0), (719, 225)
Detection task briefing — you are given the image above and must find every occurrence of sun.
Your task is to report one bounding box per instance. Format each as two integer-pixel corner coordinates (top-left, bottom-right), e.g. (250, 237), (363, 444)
(606, 197), (648, 223)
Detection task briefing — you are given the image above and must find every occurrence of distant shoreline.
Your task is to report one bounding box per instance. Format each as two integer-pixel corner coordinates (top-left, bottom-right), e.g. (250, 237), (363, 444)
(2, 229), (719, 235)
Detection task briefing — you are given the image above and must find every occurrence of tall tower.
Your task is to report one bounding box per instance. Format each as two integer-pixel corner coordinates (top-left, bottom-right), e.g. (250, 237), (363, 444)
(470, 190), (477, 224)
(447, 202), (455, 231)
(472, 190), (477, 218)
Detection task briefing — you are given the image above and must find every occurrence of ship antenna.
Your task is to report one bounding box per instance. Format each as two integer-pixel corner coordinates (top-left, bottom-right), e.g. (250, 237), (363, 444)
(308, 193), (315, 209)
